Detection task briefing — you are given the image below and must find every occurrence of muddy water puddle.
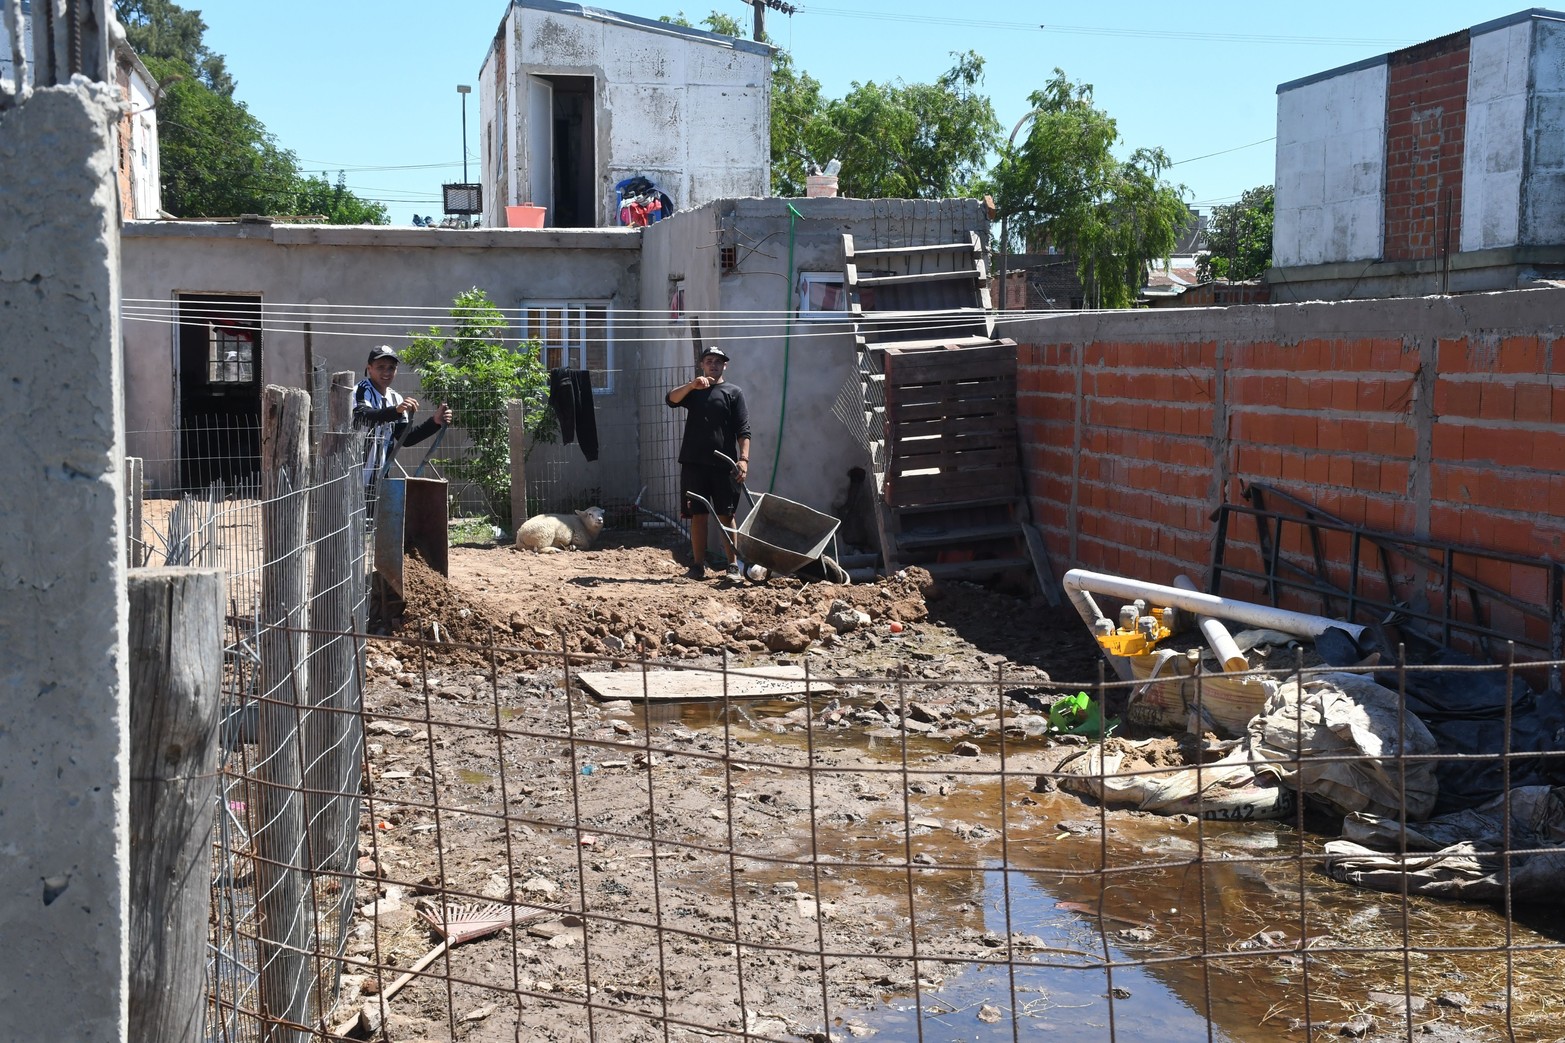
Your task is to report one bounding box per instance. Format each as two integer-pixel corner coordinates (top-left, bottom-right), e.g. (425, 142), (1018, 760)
(616, 697), (1565, 1042)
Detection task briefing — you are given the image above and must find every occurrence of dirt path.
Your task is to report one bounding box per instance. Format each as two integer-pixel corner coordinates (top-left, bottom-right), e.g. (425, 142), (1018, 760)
(340, 531), (1112, 1040)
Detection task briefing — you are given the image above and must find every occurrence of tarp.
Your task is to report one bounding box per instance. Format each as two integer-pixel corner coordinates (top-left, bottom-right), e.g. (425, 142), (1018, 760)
(1244, 672), (1440, 821)
(1324, 786), (1565, 902)
(1317, 630), (1565, 814)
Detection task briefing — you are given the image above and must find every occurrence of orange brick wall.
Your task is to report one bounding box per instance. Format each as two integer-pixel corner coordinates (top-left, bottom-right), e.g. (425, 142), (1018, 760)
(1015, 289), (1565, 624)
(1382, 31), (1469, 263)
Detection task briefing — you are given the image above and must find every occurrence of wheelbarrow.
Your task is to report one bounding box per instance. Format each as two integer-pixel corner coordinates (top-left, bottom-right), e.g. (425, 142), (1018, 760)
(687, 453), (848, 582)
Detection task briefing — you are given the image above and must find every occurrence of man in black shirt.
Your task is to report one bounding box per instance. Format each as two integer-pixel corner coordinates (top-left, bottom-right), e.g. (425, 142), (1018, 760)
(666, 346), (751, 580)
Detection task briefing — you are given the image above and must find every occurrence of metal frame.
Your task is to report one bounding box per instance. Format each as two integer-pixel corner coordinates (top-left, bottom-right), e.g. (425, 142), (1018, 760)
(1210, 482), (1564, 690)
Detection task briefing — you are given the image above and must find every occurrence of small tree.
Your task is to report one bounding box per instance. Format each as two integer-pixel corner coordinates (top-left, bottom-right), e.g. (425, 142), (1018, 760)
(400, 288), (555, 526)
(1198, 185), (1274, 282)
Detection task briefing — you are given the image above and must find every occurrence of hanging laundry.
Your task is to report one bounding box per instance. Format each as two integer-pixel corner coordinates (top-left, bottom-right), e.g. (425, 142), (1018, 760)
(548, 367), (599, 462)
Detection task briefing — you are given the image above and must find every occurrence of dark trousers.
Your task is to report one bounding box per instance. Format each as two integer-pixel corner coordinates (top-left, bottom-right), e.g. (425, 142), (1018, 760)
(548, 368), (599, 462)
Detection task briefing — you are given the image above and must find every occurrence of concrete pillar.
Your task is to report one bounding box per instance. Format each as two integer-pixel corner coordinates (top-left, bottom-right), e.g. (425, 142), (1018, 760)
(0, 84), (129, 1042)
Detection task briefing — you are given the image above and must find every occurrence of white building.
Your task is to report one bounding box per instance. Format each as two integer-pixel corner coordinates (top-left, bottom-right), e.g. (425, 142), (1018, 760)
(478, 0), (771, 229)
(1273, 8), (1565, 299)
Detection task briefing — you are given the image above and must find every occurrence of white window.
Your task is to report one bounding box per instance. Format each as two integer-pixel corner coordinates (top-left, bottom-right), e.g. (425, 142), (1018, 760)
(796, 271), (885, 318)
(520, 301), (613, 393)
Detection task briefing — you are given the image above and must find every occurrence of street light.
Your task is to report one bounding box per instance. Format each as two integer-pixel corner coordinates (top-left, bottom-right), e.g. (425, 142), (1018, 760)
(997, 108), (1041, 313)
(456, 84), (471, 183)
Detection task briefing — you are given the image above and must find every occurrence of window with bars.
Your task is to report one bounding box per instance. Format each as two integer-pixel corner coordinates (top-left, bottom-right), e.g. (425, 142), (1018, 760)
(208, 324), (256, 384)
(520, 301), (613, 393)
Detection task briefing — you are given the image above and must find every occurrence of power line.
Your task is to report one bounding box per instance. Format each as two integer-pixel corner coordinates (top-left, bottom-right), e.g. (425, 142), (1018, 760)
(800, 7), (1408, 47)
(1171, 137), (1276, 166)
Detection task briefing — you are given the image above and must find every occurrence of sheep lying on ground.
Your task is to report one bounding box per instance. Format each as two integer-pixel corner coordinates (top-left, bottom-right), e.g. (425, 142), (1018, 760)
(515, 506), (606, 552)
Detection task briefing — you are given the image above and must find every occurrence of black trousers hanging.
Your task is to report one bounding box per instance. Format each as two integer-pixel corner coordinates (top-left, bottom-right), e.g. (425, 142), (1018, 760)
(548, 367), (599, 462)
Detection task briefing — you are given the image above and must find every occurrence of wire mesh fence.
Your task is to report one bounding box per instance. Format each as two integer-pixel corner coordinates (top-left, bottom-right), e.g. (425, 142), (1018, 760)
(126, 391), (1565, 1043)
(212, 625), (1565, 1043)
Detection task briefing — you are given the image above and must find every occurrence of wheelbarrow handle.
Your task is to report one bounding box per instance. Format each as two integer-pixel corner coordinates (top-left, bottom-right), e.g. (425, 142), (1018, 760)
(684, 491), (742, 562)
(412, 425), (448, 477)
(712, 450), (757, 510)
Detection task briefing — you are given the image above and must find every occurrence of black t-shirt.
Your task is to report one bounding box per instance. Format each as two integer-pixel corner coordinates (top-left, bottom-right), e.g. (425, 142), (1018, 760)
(668, 381), (751, 466)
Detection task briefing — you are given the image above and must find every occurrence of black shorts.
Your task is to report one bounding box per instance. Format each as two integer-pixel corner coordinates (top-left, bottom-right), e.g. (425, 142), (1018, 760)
(680, 463), (739, 517)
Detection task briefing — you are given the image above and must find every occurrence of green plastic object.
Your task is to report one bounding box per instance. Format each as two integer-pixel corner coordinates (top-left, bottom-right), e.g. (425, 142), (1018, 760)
(1048, 692), (1117, 737)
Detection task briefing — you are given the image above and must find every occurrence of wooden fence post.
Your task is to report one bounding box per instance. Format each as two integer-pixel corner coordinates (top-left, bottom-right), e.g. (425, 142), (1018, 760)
(255, 385), (315, 1043)
(508, 398), (528, 530)
(305, 372), (364, 877)
(125, 455), (143, 567)
(128, 567), (224, 1043)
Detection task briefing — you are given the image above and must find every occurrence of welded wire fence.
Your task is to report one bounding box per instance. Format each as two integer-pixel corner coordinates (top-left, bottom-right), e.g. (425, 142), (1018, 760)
(208, 618), (1565, 1043)
(131, 369), (661, 537)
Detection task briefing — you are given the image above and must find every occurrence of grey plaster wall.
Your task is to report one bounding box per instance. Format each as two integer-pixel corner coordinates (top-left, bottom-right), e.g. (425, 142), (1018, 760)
(0, 84), (129, 1043)
(120, 223), (642, 494)
(642, 197), (989, 524)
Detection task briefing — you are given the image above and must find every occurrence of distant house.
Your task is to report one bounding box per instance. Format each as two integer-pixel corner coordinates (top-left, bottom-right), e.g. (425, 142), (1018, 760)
(3, 3), (161, 220)
(1273, 8), (1565, 300)
(477, 0), (772, 229)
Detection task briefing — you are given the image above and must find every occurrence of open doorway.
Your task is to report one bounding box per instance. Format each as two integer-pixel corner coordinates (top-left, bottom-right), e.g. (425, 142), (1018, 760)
(542, 75), (595, 227)
(176, 293), (261, 490)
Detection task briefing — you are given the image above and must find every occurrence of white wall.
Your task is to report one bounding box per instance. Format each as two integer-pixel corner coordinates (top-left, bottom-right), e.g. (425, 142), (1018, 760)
(127, 63), (160, 218)
(1463, 18), (1531, 251)
(1520, 17), (1565, 244)
(481, 0), (769, 228)
(1274, 62), (1388, 267)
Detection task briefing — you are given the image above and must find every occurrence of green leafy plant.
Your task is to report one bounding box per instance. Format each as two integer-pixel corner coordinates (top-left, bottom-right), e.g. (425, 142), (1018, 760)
(401, 288), (556, 527)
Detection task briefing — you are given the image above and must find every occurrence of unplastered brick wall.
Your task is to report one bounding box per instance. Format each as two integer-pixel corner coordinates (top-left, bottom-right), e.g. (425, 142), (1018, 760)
(1382, 31), (1469, 263)
(1013, 288), (1565, 645)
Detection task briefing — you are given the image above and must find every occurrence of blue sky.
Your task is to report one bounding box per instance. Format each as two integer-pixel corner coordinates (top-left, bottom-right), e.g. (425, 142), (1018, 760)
(193, 0), (1541, 226)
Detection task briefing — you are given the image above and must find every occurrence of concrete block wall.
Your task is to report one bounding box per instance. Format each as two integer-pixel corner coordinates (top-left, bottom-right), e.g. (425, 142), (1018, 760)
(1016, 288), (1565, 648)
(1383, 31), (1470, 262)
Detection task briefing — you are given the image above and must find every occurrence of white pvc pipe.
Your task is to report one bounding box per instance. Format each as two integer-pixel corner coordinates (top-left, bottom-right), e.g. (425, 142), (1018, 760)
(1174, 574), (1250, 673)
(1063, 568), (1367, 644)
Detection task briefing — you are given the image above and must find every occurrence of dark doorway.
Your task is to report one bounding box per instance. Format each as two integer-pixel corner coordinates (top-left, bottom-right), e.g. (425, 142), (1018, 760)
(548, 76), (596, 227)
(177, 293), (262, 490)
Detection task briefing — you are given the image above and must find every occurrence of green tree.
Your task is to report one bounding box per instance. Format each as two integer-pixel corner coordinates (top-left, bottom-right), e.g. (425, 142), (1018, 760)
(811, 52), (1000, 199)
(995, 70), (1189, 308)
(400, 289), (555, 527)
(115, 0), (233, 95)
(117, 1), (387, 222)
(768, 48), (824, 196)
(1198, 185), (1274, 282)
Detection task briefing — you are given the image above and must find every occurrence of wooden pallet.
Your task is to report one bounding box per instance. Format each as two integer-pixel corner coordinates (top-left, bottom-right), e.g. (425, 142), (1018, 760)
(840, 233), (1032, 584)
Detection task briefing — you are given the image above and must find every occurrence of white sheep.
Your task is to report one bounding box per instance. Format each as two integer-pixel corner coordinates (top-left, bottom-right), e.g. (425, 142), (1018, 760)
(514, 506), (606, 553)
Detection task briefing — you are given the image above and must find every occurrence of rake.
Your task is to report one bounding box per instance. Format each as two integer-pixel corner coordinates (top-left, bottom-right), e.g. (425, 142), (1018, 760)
(330, 901), (549, 1038)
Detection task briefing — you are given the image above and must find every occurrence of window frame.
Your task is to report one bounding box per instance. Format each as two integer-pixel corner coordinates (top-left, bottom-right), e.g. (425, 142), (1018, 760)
(519, 299), (614, 394)
(795, 271), (884, 319)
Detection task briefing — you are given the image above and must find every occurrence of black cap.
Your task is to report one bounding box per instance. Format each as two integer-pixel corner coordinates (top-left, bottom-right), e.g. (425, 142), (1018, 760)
(699, 345), (730, 362)
(367, 345), (399, 365)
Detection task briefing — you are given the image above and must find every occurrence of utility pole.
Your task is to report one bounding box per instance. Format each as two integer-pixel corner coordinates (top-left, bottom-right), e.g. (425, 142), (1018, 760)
(749, 0), (797, 42)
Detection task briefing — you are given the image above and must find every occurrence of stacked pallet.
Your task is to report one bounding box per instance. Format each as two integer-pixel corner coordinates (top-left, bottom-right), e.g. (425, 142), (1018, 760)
(842, 232), (1029, 582)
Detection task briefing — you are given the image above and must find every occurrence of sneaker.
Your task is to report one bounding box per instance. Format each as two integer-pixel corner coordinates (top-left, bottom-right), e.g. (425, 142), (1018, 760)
(724, 561), (744, 582)
(685, 563), (707, 579)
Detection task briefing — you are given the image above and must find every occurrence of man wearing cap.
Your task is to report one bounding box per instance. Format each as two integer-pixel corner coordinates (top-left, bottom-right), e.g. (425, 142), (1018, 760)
(666, 346), (751, 580)
(353, 345), (452, 488)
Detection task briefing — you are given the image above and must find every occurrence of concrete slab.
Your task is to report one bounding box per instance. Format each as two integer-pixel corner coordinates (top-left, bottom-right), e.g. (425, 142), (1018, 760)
(575, 665), (836, 702)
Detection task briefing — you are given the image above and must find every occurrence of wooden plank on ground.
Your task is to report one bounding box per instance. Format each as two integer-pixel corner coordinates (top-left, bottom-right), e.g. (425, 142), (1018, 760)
(575, 665), (837, 703)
